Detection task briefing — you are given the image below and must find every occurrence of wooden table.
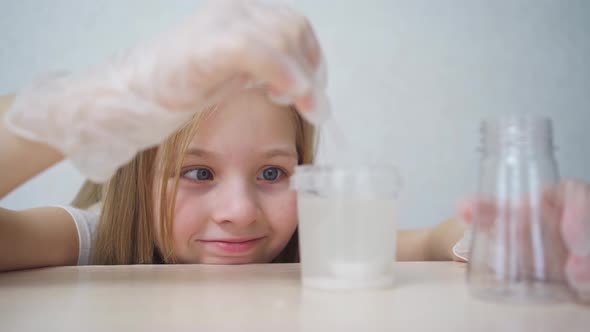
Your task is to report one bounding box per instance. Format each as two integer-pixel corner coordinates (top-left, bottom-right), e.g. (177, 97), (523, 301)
(0, 262), (587, 332)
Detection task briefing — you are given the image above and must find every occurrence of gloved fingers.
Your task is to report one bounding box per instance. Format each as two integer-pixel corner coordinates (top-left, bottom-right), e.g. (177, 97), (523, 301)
(558, 179), (590, 256)
(245, 1), (322, 73)
(265, 53), (328, 119)
(455, 195), (497, 229)
(565, 254), (590, 303)
(239, 1), (327, 115)
(228, 40), (311, 101)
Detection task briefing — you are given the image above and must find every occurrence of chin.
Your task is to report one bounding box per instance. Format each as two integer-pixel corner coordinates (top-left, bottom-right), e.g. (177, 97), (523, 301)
(190, 255), (265, 265)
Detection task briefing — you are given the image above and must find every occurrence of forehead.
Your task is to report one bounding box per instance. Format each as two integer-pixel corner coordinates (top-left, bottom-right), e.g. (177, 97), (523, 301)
(191, 89), (297, 150)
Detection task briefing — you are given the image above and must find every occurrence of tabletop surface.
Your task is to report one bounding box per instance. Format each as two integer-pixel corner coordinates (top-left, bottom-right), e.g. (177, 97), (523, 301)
(0, 262), (588, 332)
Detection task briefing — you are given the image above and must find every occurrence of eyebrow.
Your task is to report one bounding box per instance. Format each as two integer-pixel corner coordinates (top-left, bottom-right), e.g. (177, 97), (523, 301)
(185, 148), (215, 158)
(262, 148), (298, 159)
(184, 147), (297, 159)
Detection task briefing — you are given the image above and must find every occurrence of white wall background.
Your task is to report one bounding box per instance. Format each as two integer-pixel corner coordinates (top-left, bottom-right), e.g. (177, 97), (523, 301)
(1, 0), (589, 229)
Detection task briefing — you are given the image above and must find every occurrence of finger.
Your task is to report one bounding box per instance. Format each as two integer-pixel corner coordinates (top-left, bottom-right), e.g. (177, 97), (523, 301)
(456, 196), (497, 228)
(566, 254), (590, 303)
(244, 4), (320, 85)
(250, 15), (326, 115)
(228, 39), (312, 98)
(541, 182), (563, 213)
(561, 183), (590, 256)
(540, 185), (564, 227)
(255, 4), (322, 72)
(456, 197), (477, 224)
(266, 85), (294, 106)
(302, 26), (322, 70)
(267, 94), (293, 106)
(265, 78), (328, 118)
(293, 88), (331, 122)
(236, 2), (327, 118)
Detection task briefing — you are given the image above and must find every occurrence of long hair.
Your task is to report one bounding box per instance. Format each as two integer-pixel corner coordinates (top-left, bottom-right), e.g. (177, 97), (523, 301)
(73, 106), (315, 264)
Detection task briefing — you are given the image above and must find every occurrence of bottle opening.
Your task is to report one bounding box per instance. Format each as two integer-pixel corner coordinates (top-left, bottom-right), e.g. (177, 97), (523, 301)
(480, 115), (555, 155)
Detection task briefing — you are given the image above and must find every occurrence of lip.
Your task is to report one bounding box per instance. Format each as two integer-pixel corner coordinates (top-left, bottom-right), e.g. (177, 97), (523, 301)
(198, 237), (264, 254)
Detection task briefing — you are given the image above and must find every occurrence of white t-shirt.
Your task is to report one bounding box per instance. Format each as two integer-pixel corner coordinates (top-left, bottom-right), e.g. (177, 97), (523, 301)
(58, 205), (100, 265)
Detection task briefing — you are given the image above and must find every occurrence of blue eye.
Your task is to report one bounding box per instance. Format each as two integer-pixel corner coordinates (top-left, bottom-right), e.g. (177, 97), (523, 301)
(257, 167), (283, 182)
(182, 168), (214, 181)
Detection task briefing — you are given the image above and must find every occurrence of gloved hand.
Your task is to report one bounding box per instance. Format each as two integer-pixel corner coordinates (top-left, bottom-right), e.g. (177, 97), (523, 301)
(4, 0), (328, 182)
(545, 179), (590, 301)
(456, 179), (590, 302)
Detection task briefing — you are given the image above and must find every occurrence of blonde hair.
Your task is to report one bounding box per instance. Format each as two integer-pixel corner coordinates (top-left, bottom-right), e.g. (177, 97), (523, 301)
(71, 180), (104, 210)
(74, 107), (315, 265)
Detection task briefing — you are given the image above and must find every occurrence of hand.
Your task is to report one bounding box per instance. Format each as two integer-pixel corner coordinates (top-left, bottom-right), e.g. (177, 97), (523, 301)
(457, 179), (590, 302)
(544, 179), (590, 301)
(4, 0), (327, 182)
(128, 0), (326, 115)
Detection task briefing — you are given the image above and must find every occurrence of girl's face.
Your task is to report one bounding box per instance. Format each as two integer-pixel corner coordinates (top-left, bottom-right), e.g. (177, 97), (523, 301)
(157, 89), (299, 264)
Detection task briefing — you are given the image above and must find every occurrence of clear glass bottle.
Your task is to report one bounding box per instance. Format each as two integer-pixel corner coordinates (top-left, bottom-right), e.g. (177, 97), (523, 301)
(467, 115), (572, 303)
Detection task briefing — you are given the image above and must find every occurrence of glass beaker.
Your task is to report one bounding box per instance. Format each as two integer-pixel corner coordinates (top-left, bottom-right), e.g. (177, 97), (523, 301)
(291, 164), (401, 290)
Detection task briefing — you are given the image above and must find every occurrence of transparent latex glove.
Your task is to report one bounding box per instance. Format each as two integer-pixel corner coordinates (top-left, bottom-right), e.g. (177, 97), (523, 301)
(456, 179), (590, 302)
(4, 0), (328, 182)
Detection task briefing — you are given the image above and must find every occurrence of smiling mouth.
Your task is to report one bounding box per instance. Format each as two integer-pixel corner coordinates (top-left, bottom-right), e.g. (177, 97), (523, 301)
(198, 237), (265, 254)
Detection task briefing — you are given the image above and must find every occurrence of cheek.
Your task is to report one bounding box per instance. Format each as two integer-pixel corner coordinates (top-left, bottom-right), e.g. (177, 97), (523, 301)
(263, 190), (298, 235)
(170, 188), (209, 243)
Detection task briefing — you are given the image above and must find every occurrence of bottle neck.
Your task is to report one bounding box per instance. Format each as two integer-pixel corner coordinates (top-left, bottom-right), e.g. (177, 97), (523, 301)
(480, 116), (555, 156)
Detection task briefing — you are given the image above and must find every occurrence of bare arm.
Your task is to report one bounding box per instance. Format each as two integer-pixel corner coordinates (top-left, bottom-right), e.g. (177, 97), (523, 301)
(0, 94), (79, 271)
(0, 207), (78, 271)
(396, 219), (466, 261)
(0, 94), (63, 199)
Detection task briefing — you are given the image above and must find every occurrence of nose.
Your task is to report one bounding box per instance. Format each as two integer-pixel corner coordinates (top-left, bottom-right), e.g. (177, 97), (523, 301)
(211, 177), (259, 227)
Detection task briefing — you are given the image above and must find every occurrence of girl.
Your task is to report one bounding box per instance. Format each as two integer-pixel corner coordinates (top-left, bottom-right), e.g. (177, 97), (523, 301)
(0, 0), (466, 271)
